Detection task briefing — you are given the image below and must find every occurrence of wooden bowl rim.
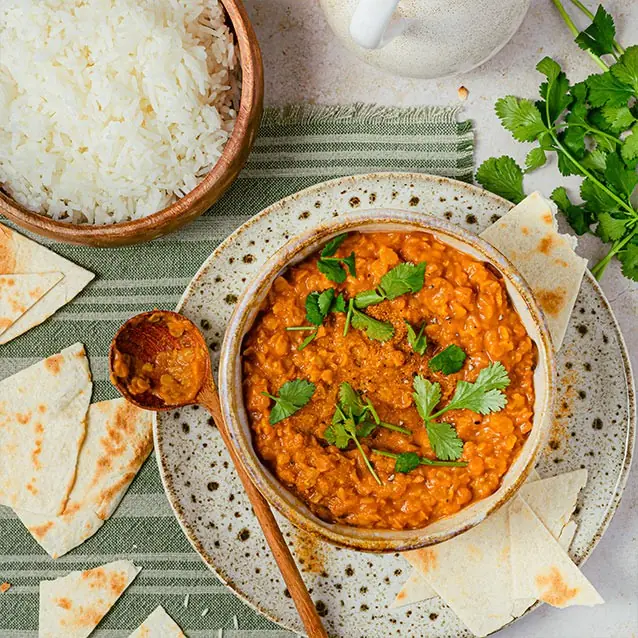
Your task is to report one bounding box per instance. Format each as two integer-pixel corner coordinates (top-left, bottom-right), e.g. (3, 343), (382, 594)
(0, 0), (262, 244)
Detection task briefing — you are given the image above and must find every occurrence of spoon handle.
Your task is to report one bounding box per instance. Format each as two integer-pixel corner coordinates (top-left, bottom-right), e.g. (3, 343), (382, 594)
(198, 384), (329, 638)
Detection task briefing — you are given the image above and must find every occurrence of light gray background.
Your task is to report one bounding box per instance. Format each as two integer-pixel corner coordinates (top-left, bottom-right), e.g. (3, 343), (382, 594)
(244, 0), (638, 636)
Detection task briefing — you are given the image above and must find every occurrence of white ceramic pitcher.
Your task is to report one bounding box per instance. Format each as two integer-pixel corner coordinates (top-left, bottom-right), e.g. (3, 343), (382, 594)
(319, 0), (531, 79)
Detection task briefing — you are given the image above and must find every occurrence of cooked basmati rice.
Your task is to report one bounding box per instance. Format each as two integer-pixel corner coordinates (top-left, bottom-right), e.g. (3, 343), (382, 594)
(0, 0), (237, 224)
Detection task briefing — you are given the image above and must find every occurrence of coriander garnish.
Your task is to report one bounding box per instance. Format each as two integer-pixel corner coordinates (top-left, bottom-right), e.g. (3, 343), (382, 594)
(317, 234), (356, 283)
(355, 261), (426, 308)
(405, 320), (427, 355)
(413, 362), (510, 461)
(286, 288), (346, 350)
(428, 344), (467, 374)
(323, 383), (411, 484)
(372, 449), (468, 472)
(261, 379), (315, 425)
(349, 306), (394, 341)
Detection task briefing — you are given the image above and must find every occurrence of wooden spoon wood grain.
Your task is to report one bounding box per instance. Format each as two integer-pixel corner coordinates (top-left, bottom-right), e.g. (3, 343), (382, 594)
(109, 310), (328, 638)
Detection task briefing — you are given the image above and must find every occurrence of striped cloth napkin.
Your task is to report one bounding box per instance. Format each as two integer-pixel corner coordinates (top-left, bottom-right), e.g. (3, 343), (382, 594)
(0, 104), (473, 637)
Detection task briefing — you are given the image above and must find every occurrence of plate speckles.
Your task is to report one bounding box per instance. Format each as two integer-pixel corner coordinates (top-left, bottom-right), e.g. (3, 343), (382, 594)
(154, 173), (635, 637)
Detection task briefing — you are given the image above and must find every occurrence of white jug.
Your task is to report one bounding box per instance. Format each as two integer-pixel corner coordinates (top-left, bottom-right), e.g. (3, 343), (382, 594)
(319, 0), (531, 79)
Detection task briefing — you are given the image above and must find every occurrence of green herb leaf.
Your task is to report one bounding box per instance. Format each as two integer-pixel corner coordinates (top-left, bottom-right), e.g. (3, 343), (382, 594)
(601, 105), (635, 132)
(575, 5), (616, 57)
(586, 72), (633, 108)
(604, 151), (638, 198)
(551, 187), (595, 235)
(339, 382), (366, 418)
(356, 421), (377, 438)
(525, 147), (547, 172)
(475, 156), (526, 204)
(495, 96), (546, 142)
(610, 45), (638, 93)
(351, 307), (394, 342)
(426, 421), (465, 461)
(412, 375), (441, 422)
(317, 258), (347, 284)
(323, 423), (350, 449)
(619, 242), (638, 281)
(262, 379), (316, 425)
(429, 344), (467, 375)
(354, 289), (386, 308)
(342, 252), (356, 277)
(321, 233), (348, 258)
(621, 126), (638, 163)
(317, 288), (336, 316)
(297, 331), (317, 351)
(379, 262), (426, 299)
(305, 292), (325, 326)
(405, 321), (427, 355)
(537, 57), (572, 123)
(394, 452), (421, 473)
(597, 212), (628, 241)
(581, 176), (620, 213)
(445, 362), (510, 415)
(333, 293), (347, 313)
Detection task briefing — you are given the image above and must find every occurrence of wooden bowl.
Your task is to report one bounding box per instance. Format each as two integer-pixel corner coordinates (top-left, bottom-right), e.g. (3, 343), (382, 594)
(0, 0), (263, 247)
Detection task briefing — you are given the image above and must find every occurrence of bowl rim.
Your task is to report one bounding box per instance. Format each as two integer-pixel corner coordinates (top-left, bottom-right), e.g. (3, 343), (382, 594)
(219, 209), (557, 553)
(0, 0), (263, 246)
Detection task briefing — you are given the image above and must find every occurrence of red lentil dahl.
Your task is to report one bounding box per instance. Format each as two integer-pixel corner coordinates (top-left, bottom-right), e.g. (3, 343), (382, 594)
(242, 231), (536, 530)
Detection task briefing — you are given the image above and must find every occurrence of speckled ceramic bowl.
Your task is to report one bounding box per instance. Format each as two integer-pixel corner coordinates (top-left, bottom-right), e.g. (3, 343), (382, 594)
(219, 209), (556, 552)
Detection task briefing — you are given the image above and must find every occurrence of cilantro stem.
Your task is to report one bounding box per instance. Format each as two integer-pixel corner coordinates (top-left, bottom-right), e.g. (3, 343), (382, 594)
(343, 298), (354, 336)
(567, 0), (625, 55)
(559, 122), (621, 145)
(261, 392), (278, 401)
(591, 230), (637, 278)
(378, 421), (412, 436)
(372, 449), (468, 468)
(286, 326), (317, 331)
(551, 0), (609, 71)
(353, 438), (382, 485)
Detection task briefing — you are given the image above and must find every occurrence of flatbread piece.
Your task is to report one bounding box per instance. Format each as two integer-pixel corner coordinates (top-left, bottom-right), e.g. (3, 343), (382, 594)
(0, 223), (94, 344)
(480, 191), (587, 349)
(129, 605), (186, 637)
(39, 559), (141, 638)
(0, 343), (92, 515)
(0, 272), (63, 336)
(15, 398), (154, 558)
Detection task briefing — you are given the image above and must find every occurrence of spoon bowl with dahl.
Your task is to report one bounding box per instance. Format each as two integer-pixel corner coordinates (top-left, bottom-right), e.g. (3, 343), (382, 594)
(109, 310), (328, 638)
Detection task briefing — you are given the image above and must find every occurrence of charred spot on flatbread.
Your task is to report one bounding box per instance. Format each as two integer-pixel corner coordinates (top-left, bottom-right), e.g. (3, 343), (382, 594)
(536, 566), (579, 606)
(536, 288), (567, 316)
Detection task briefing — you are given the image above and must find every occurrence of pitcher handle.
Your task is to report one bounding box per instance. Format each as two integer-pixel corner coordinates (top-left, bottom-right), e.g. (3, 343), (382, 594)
(349, 0), (405, 50)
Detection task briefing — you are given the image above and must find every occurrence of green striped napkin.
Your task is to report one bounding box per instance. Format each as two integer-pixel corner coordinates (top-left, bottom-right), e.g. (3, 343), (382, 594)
(0, 103), (473, 637)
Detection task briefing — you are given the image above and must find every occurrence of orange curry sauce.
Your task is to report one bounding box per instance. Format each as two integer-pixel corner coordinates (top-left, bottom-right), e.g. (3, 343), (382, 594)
(242, 231), (536, 530)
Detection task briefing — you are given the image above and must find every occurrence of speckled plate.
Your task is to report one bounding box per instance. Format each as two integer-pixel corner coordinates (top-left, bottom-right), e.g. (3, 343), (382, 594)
(154, 173), (635, 638)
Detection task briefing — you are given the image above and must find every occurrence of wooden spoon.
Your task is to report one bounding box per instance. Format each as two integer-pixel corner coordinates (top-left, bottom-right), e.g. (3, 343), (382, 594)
(109, 310), (328, 638)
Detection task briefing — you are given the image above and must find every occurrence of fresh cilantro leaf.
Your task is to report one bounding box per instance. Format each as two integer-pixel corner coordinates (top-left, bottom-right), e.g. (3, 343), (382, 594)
(445, 362), (510, 415)
(597, 212), (628, 242)
(581, 177), (620, 213)
(429, 344), (467, 375)
(305, 292), (325, 325)
(475, 156), (525, 204)
(262, 379), (316, 425)
(323, 423), (350, 449)
(575, 5), (616, 56)
(619, 242), (638, 281)
(342, 252), (356, 277)
(605, 151), (638, 198)
(426, 422), (465, 461)
(321, 233), (348, 257)
(581, 148), (609, 174)
(351, 307), (394, 342)
(551, 186), (595, 235)
(537, 57), (572, 123)
(379, 262), (426, 299)
(586, 72), (633, 108)
(601, 105), (635, 132)
(525, 147), (547, 172)
(356, 421), (377, 438)
(339, 382), (366, 418)
(621, 126), (638, 164)
(412, 375), (441, 422)
(355, 262), (426, 308)
(394, 452), (421, 473)
(610, 45), (638, 93)
(317, 258), (347, 283)
(495, 96), (546, 142)
(317, 288), (336, 316)
(405, 321), (427, 355)
(333, 293), (347, 313)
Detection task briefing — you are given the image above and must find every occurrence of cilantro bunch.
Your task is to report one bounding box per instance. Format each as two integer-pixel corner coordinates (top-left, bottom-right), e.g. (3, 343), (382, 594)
(476, 2), (638, 281)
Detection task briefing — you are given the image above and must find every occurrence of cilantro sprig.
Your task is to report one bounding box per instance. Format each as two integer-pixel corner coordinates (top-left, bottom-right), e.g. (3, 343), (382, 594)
(355, 262), (426, 308)
(286, 288), (346, 350)
(323, 383), (411, 484)
(261, 379), (316, 425)
(317, 234), (356, 283)
(476, 3), (638, 282)
(344, 298), (394, 342)
(412, 362), (510, 461)
(429, 344), (467, 374)
(405, 320), (427, 355)
(372, 449), (468, 473)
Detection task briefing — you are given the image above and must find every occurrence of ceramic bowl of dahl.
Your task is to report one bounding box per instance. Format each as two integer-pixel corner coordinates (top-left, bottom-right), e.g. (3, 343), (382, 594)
(218, 209), (556, 552)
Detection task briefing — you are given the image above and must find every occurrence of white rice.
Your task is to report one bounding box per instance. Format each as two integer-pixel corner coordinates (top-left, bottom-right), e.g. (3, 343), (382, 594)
(0, 0), (237, 224)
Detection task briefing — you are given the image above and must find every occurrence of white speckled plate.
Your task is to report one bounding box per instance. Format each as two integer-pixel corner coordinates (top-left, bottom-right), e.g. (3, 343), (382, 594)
(154, 173), (635, 638)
